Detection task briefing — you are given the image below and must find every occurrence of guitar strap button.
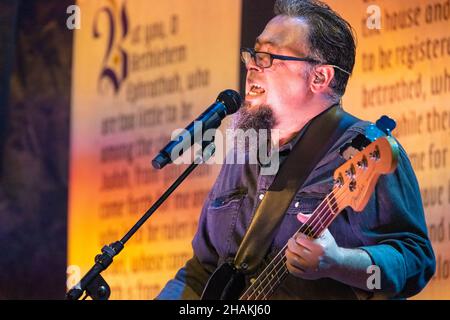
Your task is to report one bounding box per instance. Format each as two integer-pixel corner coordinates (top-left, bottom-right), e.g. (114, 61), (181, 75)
(239, 263), (248, 271)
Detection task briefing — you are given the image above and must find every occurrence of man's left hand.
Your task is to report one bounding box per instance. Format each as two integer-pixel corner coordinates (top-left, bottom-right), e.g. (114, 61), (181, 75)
(285, 212), (343, 280)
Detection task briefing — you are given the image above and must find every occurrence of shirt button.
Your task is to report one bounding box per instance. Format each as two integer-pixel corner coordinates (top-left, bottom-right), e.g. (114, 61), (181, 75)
(259, 194), (265, 200)
(295, 202), (300, 208)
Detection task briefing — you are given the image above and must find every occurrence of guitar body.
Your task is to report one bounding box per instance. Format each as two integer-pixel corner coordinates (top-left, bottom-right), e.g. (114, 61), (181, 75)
(201, 262), (245, 300)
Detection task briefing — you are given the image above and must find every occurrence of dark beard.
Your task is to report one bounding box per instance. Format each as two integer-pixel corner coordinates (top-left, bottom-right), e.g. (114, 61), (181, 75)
(232, 102), (276, 131)
(230, 102), (277, 158)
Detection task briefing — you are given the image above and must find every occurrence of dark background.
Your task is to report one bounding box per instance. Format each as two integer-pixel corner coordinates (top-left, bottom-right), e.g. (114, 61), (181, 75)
(0, 0), (72, 299)
(0, 0), (275, 299)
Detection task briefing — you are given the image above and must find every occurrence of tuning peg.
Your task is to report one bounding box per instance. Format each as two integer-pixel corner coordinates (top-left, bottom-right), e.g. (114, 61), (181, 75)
(376, 115), (396, 136)
(369, 146), (381, 161)
(345, 164), (356, 179)
(357, 156), (368, 170)
(333, 175), (344, 188)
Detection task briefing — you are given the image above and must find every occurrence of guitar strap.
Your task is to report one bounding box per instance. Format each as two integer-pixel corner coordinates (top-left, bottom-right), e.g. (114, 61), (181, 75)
(233, 104), (358, 274)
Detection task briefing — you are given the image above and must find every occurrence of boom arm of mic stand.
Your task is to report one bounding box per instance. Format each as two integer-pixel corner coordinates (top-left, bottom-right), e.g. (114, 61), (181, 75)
(66, 142), (216, 300)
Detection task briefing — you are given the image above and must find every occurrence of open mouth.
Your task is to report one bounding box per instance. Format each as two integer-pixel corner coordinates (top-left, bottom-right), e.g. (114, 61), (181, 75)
(248, 84), (266, 96)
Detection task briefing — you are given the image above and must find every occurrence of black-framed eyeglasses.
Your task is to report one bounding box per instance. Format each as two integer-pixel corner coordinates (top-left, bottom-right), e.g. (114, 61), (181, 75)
(240, 47), (352, 75)
(240, 47), (320, 69)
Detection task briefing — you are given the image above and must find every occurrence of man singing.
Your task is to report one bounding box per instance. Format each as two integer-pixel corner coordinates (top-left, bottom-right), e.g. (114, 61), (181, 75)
(157, 0), (435, 299)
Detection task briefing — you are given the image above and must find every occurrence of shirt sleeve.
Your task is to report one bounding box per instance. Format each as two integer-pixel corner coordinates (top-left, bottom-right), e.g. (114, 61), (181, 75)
(347, 143), (436, 298)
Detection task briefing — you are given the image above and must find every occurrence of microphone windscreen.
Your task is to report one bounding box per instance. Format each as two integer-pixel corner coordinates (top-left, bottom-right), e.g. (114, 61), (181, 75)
(216, 89), (242, 114)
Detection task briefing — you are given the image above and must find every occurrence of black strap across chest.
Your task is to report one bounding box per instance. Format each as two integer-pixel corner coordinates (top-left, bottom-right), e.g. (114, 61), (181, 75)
(234, 104), (358, 274)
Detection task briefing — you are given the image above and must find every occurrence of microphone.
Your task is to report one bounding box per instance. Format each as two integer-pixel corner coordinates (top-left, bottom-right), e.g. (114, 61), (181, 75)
(152, 89), (242, 169)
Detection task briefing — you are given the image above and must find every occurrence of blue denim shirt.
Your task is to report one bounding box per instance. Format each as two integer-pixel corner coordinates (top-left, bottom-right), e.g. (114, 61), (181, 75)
(157, 119), (435, 300)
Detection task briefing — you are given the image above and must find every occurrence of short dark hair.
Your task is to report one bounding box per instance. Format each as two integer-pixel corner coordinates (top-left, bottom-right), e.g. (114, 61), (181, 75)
(274, 0), (356, 98)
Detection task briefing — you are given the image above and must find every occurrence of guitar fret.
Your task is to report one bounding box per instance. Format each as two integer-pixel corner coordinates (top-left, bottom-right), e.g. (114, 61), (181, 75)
(310, 194), (337, 237)
(325, 193), (338, 215)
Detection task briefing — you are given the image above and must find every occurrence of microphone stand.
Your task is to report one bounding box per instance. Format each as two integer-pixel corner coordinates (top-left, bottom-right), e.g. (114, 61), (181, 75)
(66, 142), (216, 300)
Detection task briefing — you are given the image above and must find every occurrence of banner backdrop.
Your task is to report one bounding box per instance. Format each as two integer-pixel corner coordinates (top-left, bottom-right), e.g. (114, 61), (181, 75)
(69, 0), (450, 299)
(326, 0), (450, 299)
(68, 0), (241, 299)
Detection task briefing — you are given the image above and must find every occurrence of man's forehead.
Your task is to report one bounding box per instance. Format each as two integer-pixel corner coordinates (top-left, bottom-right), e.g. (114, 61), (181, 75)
(255, 15), (309, 54)
(255, 37), (280, 48)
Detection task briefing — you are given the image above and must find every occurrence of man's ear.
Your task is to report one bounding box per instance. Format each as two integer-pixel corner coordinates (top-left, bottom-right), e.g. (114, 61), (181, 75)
(310, 65), (335, 94)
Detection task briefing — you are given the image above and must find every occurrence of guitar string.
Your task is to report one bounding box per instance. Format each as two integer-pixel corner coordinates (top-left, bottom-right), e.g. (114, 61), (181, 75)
(240, 178), (351, 299)
(243, 169), (375, 300)
(259, 205), (341, 300)
(250, 184), (356, 300)
(243, 187), (345, 299)
(251, 170), (375, 300)
(253, 146), (388, 298)
(240, 185), (344, 299)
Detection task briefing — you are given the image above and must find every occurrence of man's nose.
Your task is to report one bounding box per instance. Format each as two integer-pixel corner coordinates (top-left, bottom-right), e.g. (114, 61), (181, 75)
(245, 57), (263, 72)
